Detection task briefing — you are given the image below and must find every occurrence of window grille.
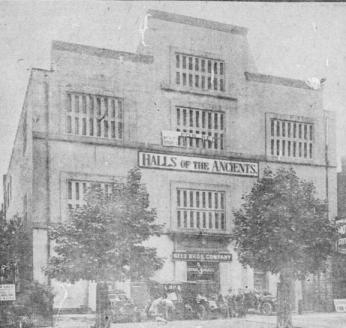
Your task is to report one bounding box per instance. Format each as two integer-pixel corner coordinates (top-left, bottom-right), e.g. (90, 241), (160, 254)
(270, 119), (313, 159)
(176, 188), (226, 231)
(175, 53), (225, 92)
(176, 107), (224, 150)
(67, 180), (116, 210)
(66, 92), (123, 140)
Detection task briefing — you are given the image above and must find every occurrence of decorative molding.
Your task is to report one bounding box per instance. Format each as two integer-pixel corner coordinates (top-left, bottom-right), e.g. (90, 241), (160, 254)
(161, 84), (237, 101)
(52, 40), (154, 64)
(245, 72), (318, 91)
(32, 132), (336, 169)
(148, 9), (248, 36)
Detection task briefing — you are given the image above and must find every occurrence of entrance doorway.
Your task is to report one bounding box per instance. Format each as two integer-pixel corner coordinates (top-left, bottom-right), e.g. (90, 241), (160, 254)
(187, 261), (219, 295)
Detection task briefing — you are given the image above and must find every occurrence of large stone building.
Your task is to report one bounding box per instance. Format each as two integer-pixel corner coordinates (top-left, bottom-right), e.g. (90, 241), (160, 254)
(335, 158), (346, 300)
(3, 10), (336, 311)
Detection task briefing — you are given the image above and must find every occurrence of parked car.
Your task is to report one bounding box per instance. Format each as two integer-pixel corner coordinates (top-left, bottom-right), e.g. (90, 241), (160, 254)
(146, 281), (228, 321)
(108, 292), (141, 323)
(243, 290), (277, 316)
(225, 290), (276, 317)
(258, 291), (277, 315)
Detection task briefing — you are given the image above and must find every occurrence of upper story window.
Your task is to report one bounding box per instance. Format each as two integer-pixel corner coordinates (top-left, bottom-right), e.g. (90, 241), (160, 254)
(176, 188), (226, 232)
(270, 118), (313, 160)
(67, 179), (117, 210)
(66, 92), (123, 140)
(175, 53), (225, 92)
(176, 107), (224, 150)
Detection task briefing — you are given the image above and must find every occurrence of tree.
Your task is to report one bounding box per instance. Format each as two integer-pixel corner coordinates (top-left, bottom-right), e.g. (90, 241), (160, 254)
(44, 167), (163, 327)
(232, 168), (337, 328)
(0, 215), (32, 285)
(0, 215), (53, 328)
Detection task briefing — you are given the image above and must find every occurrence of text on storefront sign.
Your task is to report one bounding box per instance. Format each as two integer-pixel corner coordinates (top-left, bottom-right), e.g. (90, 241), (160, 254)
(138, 151), (258, 177)
(172, 251), (232, 262)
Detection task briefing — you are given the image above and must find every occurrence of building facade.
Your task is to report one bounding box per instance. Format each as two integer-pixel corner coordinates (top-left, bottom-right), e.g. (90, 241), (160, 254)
(334, 158), (346, 301)
(3, 10), (337, 311)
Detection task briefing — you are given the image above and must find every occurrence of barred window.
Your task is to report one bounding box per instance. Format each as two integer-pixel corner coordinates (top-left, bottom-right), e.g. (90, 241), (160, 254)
(270, 119), (313, 159)
(176, 188), (226, 232)
(176, 107), (224, 150)
(66, 92), (123, 140)
(175, 53), (225, 92)
(67, 180), (117, 210)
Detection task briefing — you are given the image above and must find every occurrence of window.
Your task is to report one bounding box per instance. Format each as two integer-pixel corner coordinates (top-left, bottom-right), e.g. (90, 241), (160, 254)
(254, 270), (267, 291)
(270, 118), (313, 159)
(67, 180), (117, 210)
(66, 92), (123, 140)
(176, 188), (226, 231)
(187, 261), (219, 283)
(176, 107), (224, 150)
(175, 53), (225, 92)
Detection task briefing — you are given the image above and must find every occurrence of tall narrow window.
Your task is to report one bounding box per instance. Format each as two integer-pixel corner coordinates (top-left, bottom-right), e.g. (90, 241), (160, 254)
(66, 92), (123, 140)
(176, 188), (226, 232)
(176, 107), (224, 150)
(270, 118), (313, 160)
(175, 53), (225, 92)
(67, 179), (118, 209)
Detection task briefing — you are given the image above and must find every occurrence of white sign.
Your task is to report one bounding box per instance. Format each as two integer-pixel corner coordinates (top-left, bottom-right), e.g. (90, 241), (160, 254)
(138, 151), (258, 177)
(334, 299), (346, 312)
(0, 284), (15, 301)
(337, 220), (346, 253)
(162, 130), (214, 147)
(338, 238), (346, 254)
(173, 251), (232, 262)
(162, 131), (180, 147)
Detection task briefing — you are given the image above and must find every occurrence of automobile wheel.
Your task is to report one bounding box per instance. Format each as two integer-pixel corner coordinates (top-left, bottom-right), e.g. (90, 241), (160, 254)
(261, 302), (273, 316)
(197, 304), (208, 320)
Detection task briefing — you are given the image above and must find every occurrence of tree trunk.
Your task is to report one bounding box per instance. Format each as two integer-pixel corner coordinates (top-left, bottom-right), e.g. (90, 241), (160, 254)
(96, 282), (109, 328)
(277, 271), (293, 328)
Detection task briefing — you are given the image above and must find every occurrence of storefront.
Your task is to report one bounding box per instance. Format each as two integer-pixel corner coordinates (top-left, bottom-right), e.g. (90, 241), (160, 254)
(171, 250), (232, 295)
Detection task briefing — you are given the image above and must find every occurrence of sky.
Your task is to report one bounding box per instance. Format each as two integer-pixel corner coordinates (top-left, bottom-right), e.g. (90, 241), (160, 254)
(0, 1), (345, 197)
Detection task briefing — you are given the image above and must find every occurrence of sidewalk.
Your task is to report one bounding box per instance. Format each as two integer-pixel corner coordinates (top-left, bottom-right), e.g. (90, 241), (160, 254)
(53, 314), (275, 328)
(52, 313), (346, 328)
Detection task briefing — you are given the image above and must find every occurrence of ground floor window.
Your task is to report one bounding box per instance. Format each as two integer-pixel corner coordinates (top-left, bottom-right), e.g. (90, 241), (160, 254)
(67, 179), (118, 210)
(186, 261), (220, 295)
(254, 270), (267, 291)
(187, 261), (219, 282)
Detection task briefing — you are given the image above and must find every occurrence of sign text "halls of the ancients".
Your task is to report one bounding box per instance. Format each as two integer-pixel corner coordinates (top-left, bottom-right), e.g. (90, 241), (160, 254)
(138, 151), (258, 177)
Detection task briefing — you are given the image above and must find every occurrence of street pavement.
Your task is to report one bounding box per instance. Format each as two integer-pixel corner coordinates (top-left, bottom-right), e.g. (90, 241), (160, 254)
(53, 313), (346, 328)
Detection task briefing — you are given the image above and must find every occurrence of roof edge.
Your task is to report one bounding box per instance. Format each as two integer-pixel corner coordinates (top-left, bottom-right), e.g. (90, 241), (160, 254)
(148, 9), (248, 36)
(245, 72), (320, 91)
(52, 40), (154, 64)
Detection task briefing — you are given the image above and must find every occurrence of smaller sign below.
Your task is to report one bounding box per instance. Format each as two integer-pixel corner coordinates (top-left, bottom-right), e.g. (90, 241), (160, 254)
(162, 130), (215, 147)
(337, 219), (346, 254)
(162, 130), (180, 147)
(334, 299), (346, 312)
(0, 284), (16, 301)
(172, 251), (232, 262)
(337, 238), (346, 254)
